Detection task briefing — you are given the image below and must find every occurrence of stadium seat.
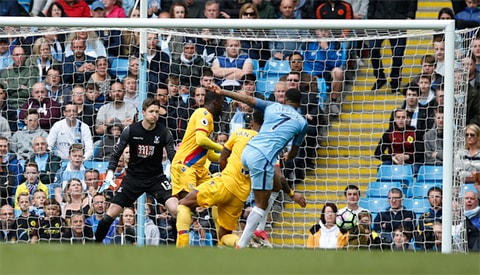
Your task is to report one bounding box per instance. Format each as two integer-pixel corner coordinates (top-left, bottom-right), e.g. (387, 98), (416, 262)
(403, 198), (430, 216)
(263, 59), (290, 77)
(108, 57), (129, 81)
(406, 182), (441, 198)
(460, 183), (478, 197)
(358, 197), (389, 214)
(84, 160), (109, 173)
(256, 76), (279, 99)
(416, 165), (443, 185)
(251, 59), (262, 79)
(366, 181), (403, 198)
(376, 164), (414, 188)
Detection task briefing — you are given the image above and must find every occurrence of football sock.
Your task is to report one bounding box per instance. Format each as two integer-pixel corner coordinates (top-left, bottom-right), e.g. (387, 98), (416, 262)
(237, 206), (265, 248)
(211, 206), (219, 233)
(176, 205), (192, 247)
(221, 234), (240, 248)
(256, 191), (278, 231)
(95, 214), (115, 243)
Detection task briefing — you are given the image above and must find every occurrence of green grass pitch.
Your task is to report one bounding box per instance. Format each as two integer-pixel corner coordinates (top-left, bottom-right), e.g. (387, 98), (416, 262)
(1, 245), (479, 275)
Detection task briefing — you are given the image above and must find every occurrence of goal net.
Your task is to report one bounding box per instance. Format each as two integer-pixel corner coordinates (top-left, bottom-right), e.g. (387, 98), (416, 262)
(0, 17), (474, 252)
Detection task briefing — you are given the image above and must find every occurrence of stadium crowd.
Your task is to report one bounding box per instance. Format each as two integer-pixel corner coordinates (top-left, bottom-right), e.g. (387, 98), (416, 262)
(0, 0), (479, 251)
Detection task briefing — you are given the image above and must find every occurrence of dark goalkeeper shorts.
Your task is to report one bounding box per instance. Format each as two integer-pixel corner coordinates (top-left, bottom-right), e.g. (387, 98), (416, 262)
(111, 173), (172, 207)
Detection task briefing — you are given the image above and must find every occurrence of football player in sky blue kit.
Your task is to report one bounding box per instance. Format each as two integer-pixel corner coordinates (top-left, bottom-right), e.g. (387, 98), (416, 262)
(208, 84), (308, 249)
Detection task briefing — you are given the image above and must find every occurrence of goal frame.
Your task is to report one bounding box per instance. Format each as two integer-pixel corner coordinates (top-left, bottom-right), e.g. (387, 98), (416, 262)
(0, 17), (456, 253)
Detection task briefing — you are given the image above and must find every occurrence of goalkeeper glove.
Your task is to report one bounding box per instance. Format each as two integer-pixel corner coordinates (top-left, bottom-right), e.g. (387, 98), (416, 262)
(98, 170), (116, 193)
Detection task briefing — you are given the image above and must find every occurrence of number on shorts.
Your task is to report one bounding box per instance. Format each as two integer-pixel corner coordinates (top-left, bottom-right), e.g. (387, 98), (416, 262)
(161, 180), (172, 190)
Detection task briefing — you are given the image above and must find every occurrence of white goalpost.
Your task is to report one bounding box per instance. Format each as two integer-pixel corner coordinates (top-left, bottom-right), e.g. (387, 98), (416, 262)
(0, 17), (466, 253)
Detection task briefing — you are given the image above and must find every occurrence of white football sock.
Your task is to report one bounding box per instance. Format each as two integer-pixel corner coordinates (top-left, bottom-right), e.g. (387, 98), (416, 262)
(237, 206), (265, 248)
(256, 191), (278, 231)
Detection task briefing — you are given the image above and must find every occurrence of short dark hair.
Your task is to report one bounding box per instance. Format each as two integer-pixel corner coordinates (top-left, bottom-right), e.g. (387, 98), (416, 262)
(285, 88), (302, 104)
(344, 185), (360, 197)
(142, 98), (161, 111)
(320, 202), (338, 225)
(427, 186), (442, 196)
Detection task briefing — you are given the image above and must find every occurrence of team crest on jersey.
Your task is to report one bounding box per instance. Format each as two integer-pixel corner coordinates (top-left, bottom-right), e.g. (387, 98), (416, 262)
(154, 136), (160, 144)
(181, 166), (187, 173)
(201, 118), (209, 126)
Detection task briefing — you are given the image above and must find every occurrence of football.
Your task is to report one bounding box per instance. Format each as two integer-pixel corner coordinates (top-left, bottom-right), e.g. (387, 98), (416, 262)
(336, 209), (357, 230)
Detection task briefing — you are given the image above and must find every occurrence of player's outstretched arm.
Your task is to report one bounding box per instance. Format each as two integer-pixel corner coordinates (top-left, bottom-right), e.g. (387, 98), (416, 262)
(207, 84), (256, 107)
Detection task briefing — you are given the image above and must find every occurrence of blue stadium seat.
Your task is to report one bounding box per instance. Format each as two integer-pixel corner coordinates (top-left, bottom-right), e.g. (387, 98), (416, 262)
(403, 198), (430, 216)
(108, 57), (129, 81)
(366, 181), (403, 198)
(376, 164), (414, 188)
(460, 183), (478, 197)
(406, 182), (441, 198)
(359, 197), (389, 214)
(256, 76), (279, 99)
(417, 165), (443, 185)
(84, 160), (109, 173)
(251, 59), (262, 79)
(263, 59), (290, 77)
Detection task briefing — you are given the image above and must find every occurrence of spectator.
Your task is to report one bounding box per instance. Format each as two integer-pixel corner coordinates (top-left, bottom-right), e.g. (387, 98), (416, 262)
(27, 136), (62, 186)
(0, 46), (38, 109)
(303, 29), (345, 115)
(71, 85), (96, 138)
(15, 192), (40, 243)
(170, 37), (207, 88)
(84, 168), (100, 200)
(0, 204), (28, 243)
(410, 54), (444, 95)
(464, 190), (480, 251)
(433, 36), (445, 77)
(373, 188), (415, 244)
(145, 32), (171, 93)
(268, 0), (307, 61)
(11, 110), (49, 161)
(61, 210), (94, 244)
(47, 102), (94, 161)
(43, 27), (66, 63)
(455, 0), (480, 29)
(220, 89), (254, 136)
(94, 118), (123, 161)
(457, 124), (480, 183)
(45, 66), (72, 106)
(438, 8), (465, 59)
(153, 85), (169, 127)
(375, 109), (418, 167)
(0, 137), (24, 206)
(56, 0), (90, 17)
(414, 186), (443, 251)
(86, 193), (118, 244)
(390, 226), (414, 251)
(114, 207), (136, 245)
(181, 0), (204, 18)
(31, 189), (47, 218)
(367, 0), (417, 93)
(424, 107), (444, 166)
(451, 0), (467, 14)
(98, 147), (129, 192)
(0, 83), (17, 132)
(471, 35), (480, 73)
(86, 56), (113, 96)
(417, 74), (436, 107)
(61, 178), (90, 224)
(25, 37), (56, 83)
(238, 3), (271, 66)
(338, 185), (369, 217)
(90, 2), (123, 58)
(166, 2), (190, 61)
(203, 0), (227, 18)
(94, 81), (138, 136)
(306, 203), (347, 249)
(218, 0), (246, 18)
(252, 0), (276, 19)
(122, 75), (139, 107)
(212, 38), (253, 91)
(315, 0), (353, 38)
(0, 38), (12, 73)
(19, 82), (62, 130)
(52, 144), (87, 203)
(14, 162), (49, 210)
(84, 82), (105, 113)
(103, 0), (126, 18)
(462, 55), (480, 127)
(44, 2), (68, 17)
(62, 38), (96, 85)
(0, 115), (11, 138)
(38, 198), (65, 243)
(65, 31), (107, 59)
(475, 173), (480, 196)
(285, 52), (318, 94)
(0, 0), (21, 16)
(144, 199), (161, 246)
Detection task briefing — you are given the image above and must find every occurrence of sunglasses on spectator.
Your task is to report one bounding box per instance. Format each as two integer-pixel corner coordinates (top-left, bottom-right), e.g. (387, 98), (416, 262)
(466, 133), (477, 138)
(243, 12), (256, 17)
(287, 79), (300, 82)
